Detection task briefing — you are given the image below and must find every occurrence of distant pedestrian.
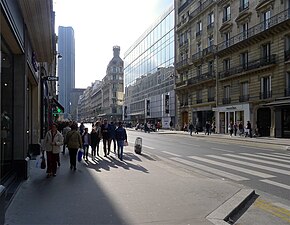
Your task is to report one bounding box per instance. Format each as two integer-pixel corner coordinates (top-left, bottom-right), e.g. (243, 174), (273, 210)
(233, 122), (238, 136)
(62, 122), (71, 154)
(108, 122), (116, 154)
(90, 121), (102, 157)
(115, 121), (127, 161)
(79, 122), (85, 135)
(43, 123), (63, 178)
(189, 123), (194, 136)
(170, 120), (173, 130)
(211, 121), (216, 134)
(65, 123), (82, 171)
(205, 121), (211, 135)
(238, 121), (244, 136)
(195, 121), (200, 134)
(82, 128), (90, 160)
(228, 122), (233, 136)
(246, 121), (252, 138)
(101, 119), (110, 156)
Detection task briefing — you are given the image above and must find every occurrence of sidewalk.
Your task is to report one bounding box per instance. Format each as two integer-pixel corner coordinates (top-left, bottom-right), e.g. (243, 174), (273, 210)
(5, 145), (289, 225)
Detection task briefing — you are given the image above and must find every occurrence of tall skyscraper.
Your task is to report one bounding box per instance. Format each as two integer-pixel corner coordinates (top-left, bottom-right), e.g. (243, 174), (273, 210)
(57, 26), (75, 117)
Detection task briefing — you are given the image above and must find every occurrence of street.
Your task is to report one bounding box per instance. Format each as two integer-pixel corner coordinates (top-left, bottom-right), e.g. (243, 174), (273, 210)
(127, 129), (290, 202)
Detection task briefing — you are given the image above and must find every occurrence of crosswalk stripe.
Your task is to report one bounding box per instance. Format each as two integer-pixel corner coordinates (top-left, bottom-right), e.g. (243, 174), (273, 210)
(170, 157), (249, 181)
(256, 153), (290, 160)
(188, 156), (275, 178)
(260, 179), (290, 190)
(161, 151), (182, 157)
(240, 146), (273, 151)
(210, 148), (234, 153)
(240, 153), (290, 164)
(225, 154), (290, 169)
(272, 152), (290, 157)
(207, 155), (290, 176)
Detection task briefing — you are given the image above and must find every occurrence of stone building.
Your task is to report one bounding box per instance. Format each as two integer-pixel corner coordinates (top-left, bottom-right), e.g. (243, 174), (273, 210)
(175, 0), (290, 137)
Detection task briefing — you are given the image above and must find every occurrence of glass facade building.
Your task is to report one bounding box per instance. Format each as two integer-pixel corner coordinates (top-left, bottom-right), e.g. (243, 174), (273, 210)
(124, 5), (175, 128)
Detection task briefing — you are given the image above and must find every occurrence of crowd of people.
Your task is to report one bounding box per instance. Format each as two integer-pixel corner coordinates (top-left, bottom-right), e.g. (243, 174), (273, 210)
(42, 120), (128, 178)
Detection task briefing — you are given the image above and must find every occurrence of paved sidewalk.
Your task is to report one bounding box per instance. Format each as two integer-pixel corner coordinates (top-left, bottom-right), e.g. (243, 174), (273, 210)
(5, 144), (290, 225)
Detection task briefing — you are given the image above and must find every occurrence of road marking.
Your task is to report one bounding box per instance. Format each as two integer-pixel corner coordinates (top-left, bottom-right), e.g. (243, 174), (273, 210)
(171, 157), (249, 181)
(256, 153), (290, 160)
(188, 156), (275, 178)
(206, 141), (229, 145)
(225, 154), (290, 169)
(254, 198), (290, 223)
(207, 155), (290, 176)
(142, 145), (155, 149)
(240, 153), (290, 164)
(272, 152), (290, 157)
(240, 146), (273, 151)
(210, 148), (233, 153)
(178, 142), (200, 147)
(260, 179), (290, 190)
(161, 151), (182, 157)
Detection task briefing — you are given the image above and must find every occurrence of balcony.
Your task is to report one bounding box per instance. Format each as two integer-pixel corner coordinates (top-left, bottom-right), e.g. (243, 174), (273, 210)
(196, 30), (202, 37)
(285, 49), (290, 61)
(222, 98), (231, 104)
(208, 97), (215, 102)
(176, 58), (190, 70)
(222, 14), (231, 23)
(218, 9), (290, 52)
(260, 91), (272, 99)
(178, 0), (193, 14)
(285, 88), (290, 97)
(196, 99), (203, 104)
(239, 94), (250, 102)
(192, 51), (203, 62)
(187, 71), (215, 86)
(189, 0), (215, 20)
(218, 55), (276, 79)
(207, 22), (214, 30)
(203, 45), (217, 56)
(239, 2), (249, 12)
(176, 80), (187, 88)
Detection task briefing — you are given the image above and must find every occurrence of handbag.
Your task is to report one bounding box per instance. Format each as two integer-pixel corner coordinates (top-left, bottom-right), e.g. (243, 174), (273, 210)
(77, 148), (84, 162)
(40, 156), (46, 169)
(124, 140), (128, 146)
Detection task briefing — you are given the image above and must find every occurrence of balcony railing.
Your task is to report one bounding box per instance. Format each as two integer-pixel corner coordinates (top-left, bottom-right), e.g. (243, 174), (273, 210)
(239, 1), (249, 12)
(203, 45), (217, 56)
(189, 0), (214, 20)
(180, 102), (189, 107)
(196, 30), (202, 37)
(219, 55), (276, 79)
(285, 49), (290, 61)
(218, 9), (290, 52)
(176, 58), (189, 70)
(285, 88), (290, 96)
(222, 98), (231, 104)
(207, 22), (214, 30)
(239, 94), (250, 102)
(192, 51), (203, 61)
(260, 91), (272, 99)
(176, 80), (187, 88)
(208, 97), (215, 102)
(178, 0), (193, 14)
(187, 71), (215, 86)
(196, 99), (203, 104)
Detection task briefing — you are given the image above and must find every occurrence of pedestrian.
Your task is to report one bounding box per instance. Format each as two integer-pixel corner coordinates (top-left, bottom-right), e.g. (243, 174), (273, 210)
(79, 122), (85, 135)
(101, 119), (110, 157)
(195, 121), (200, 134)
(233, 122), (238, 136)
(82, 128), (90, 160)
(108, 121), (116, 154)
(238, 121), (244, 136)
(189, 123), (194, 136)
(115, 121), (127, 161)
(205, 121), (211, 135)
(65, 123), (82, 171)
(43, 123), (63, 178)
(246, 121), (252, 138)
(170, 120), (173, 130)
(90, 121), (102, 157)
(228, 121), (233, 136)
(62, 121), (71, 154)
(156, 121), (161, 131)
(211, 121), (216, 134)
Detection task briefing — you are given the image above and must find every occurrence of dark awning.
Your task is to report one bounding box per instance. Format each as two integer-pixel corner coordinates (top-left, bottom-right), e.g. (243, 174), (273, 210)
(51, 98), (64, 111)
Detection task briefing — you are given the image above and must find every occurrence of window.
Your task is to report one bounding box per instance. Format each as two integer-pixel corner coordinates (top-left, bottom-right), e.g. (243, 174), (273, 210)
(223, 5), (231, 22)
(225, 32), (230, 47)
(241, 23), (248, 39)
(196, 90), (202, 103)
(197, 65), (202, 76)
(286, 72), (290, 96)
(197, 42), (202, 52)
(223, 58), (230, 71)
(262, 43), (271, 61)
(165, 94), (169, 114)
(240, 0), (249, 11)
(260, 76), (272, 99)
(240, 52), (248, 69)
(208, 35), (214, 47)
(196, 21), (202, 36)
(208, 12), (214, 28)
(208, 86), (215, 102)
(223, 85), (231, 104)
(263, 10), (271, 29)
(240, 81), (249, 102)
(284, 36), (290, 61)
(208, 61), (214, 74)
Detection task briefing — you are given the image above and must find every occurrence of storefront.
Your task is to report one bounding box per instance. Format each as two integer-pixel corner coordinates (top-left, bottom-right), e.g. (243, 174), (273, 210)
(213, 103), (250, 134)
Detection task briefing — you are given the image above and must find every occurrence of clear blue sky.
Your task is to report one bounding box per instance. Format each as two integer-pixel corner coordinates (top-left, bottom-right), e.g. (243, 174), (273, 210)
(53, 0), (173, 88)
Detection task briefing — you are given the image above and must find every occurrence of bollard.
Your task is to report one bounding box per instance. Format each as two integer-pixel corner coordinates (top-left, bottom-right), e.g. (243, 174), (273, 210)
(134, 137), (142, 154)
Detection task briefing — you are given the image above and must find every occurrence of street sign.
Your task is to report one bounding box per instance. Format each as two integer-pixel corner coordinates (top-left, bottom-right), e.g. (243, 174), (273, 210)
(46, 76), (59, 81)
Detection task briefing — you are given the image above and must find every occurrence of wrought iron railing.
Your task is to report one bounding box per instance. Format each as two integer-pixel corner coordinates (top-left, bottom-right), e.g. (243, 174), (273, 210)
(222, 98), (231, 104)
(208, 97), (215, 102)
(196, 99), (203, 104)
(260, 91), (272, 99)
(189, 0), (215, 19)
(187, 71), (215, 86)
(218, 9), (290, 51)
(239, 94), (250, 102)
(178, 0), (194, 14)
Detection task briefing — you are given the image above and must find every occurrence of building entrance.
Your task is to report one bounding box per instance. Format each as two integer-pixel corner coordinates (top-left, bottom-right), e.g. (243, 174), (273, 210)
(257, 108), (271, 136)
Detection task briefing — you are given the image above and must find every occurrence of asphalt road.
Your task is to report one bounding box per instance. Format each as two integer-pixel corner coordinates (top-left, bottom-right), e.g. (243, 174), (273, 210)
(126, 129), (290, 202)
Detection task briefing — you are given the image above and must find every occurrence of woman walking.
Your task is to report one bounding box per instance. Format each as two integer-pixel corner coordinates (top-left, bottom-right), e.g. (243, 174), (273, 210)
(90, 121), (102, 158)
(65, 123), (82, 170)
(43, 123), (63, 177)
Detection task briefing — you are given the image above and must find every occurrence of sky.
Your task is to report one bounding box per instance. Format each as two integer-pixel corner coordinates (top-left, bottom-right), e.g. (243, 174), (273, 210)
(53, 0), (173, 89)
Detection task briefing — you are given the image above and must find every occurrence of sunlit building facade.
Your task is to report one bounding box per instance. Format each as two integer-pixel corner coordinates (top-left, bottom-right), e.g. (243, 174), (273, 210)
(124, 5), (175, 128)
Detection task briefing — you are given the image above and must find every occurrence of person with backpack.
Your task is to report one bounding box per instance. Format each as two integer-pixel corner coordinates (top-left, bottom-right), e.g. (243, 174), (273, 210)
(115, 121), (127, 161)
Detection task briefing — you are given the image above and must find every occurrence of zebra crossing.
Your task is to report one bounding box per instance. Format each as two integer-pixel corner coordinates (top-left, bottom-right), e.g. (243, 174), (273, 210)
(161, 150), (290, 190)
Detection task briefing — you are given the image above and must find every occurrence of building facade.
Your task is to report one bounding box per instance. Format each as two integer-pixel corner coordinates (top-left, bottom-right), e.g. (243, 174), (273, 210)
(123, 5), (175, 128)
(1, 0), (57, 215)
(175, 0), (290, 137)
(58, 26), (75, 119)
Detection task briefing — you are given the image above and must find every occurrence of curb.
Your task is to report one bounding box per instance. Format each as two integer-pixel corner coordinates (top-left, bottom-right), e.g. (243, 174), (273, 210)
(206, 189), (255, 225)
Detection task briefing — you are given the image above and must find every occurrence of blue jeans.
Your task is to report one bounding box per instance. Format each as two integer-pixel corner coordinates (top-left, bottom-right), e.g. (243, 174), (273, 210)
(117, 140), (124, 160)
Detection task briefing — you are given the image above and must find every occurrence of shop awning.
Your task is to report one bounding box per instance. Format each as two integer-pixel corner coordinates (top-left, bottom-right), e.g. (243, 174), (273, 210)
(51, 98), (64, 112)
